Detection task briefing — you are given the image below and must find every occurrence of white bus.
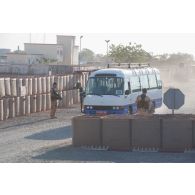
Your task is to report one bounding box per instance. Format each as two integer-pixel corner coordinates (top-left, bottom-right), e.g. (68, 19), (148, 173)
(83, 64), (162, 115)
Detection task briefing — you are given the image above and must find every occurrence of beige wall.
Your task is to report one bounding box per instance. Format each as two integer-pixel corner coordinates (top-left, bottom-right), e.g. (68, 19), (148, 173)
(7, 54), (42, 65)
(24, 43), (63, 62)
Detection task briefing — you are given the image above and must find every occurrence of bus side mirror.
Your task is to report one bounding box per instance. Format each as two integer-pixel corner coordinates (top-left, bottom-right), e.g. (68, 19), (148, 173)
(125, 90), (130, 95)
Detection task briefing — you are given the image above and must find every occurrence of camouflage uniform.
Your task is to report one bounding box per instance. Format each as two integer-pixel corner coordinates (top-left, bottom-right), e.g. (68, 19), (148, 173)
(50, 87), (62, 118)
(136, 93), (151, 114)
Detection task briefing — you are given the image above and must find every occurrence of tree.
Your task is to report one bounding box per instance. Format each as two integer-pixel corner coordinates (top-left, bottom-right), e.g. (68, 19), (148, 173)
(109, 42), (152, 63)
(79, 48), (95, 64)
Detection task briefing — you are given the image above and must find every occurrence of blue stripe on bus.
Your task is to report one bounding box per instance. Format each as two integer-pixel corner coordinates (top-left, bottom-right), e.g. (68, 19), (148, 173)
(84, 98), (162, 115)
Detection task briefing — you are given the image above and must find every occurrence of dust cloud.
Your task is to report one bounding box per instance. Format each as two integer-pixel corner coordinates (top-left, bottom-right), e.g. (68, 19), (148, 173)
(156, 64), (195, 114)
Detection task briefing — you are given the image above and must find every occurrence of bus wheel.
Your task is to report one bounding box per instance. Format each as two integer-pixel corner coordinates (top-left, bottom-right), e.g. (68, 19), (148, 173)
(129, 106), (133, 114)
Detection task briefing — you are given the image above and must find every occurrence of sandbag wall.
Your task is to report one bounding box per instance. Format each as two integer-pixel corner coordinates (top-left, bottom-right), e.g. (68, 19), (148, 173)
(72, 114), (195, 152)
(0, 73), (88, 121)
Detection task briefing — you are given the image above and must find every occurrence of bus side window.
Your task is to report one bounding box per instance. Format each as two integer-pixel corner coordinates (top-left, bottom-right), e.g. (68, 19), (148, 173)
(148, 74), (158, 89)
(156, 74), (162, 88)
(140, 75), (149, 89)
(130, 76), (141, 92)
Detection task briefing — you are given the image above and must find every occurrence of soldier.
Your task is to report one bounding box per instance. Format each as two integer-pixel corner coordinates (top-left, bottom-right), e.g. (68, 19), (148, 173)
(75, 82), (85, 112)
(136, 88), (151, 114)
(50, 82), (62, 119)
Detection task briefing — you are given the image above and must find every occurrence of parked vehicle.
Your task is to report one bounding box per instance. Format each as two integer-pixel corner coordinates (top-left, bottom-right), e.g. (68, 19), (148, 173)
(83, 63), (163, 115)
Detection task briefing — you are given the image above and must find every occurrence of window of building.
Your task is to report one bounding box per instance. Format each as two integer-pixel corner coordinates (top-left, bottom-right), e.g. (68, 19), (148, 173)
(130, 76), (141, 93)
(148, 74), (157, 89)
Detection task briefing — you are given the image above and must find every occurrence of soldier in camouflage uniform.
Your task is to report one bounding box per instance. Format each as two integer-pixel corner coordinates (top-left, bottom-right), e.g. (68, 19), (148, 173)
(50, 82), (62, 119)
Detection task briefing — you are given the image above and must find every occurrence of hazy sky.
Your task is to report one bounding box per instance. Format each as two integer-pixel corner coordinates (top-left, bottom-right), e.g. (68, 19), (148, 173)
(1, 33), (195, 56)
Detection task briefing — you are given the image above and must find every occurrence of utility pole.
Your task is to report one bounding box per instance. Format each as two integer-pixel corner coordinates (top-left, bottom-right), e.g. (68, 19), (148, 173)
(79, 35), (83, 68)
(105, 40), (110, 64)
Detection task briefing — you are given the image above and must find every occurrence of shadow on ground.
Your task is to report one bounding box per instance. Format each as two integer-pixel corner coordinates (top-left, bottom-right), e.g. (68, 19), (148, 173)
(33, 145), (195, 163)
(25, 126), (72, 140)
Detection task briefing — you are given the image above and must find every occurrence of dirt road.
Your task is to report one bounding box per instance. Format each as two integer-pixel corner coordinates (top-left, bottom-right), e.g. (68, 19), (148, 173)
(1, 104), (195, 163)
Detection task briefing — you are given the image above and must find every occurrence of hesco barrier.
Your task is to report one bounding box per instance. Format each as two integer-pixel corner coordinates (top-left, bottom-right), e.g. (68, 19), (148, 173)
(131, 116), (161, 150)
(102, 116), (131, 151)
(161, 116), (193, 152)
(72, 114), (195, 152)
(72, 116), (102, 147)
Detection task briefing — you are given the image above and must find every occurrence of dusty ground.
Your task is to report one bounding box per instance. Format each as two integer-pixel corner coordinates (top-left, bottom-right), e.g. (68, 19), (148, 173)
(0, 102), (195, 163)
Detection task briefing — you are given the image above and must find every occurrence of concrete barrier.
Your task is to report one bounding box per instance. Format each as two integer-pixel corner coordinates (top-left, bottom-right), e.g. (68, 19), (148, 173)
(20, 96), (26, 116)
(32, 78), (37, 95)
(9, 97), (15, 118)
(42, 77), (46, 94)
(58, 91), (63, 108)
(42, 94), (47, 111)
(25, 95), (31, 115)
(28, 78), (33, 95)
(102, 116), (131, 150)
(62, 91), (67, 107)
(69, 90), (73, 106)
(30, 95), (36, 113)
(0, 78), (5, 97)
(11, 78), (17, 96)
(72, 116), (102, 147)
(5, 78), (11, 96)
(15, 97), (20, 116)
(24, 78), (29, 96)
(3, 98), (9, 120)
(37, 77), (42, 94)
(66, 75), (69, 90)
(36, 94), (42, 112)
(131, 116), (161, 150)
(0, 99), (3, 121)
(16, 78), (22, 96)
(46, 93), (51, 110)
(63, 76), (66, 90)
(161, 117), (193, 152)
(46, 76), (51, 93)
(59, 76), (64, 91)
(50, 76), (54, 89)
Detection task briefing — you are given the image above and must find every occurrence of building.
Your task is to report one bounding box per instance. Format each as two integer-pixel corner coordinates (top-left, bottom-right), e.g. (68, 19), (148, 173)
(6, 52), (43, 65)
(24, 35), (79, 65)
(0, 49), (10, 64)
(24, 43), (63, 63)
(56, 35), (78, 65)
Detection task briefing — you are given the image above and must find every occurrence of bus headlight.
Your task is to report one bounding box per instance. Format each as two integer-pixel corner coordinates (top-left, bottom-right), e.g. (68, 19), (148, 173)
(116, 106), (120, 110)
(89, 106), (93, 110)
(87, 106), (90, 109)
(113, 106), (116, 110)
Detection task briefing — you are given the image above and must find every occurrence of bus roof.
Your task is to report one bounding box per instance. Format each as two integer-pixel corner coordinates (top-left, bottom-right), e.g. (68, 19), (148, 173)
(90, 67), (160, 78)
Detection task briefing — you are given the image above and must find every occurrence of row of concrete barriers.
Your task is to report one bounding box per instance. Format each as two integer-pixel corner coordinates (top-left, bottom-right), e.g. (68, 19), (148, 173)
(0, 89), (80, 121)
(0, 73), (88, 97)
(72, 114), (195, 152)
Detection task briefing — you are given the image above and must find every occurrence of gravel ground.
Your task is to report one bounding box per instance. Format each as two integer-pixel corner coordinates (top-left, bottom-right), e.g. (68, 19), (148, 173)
(0, 101), (195, 163)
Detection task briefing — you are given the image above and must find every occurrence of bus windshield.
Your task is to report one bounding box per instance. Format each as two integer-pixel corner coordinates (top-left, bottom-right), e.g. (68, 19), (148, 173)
(86, 77), (124, 96)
